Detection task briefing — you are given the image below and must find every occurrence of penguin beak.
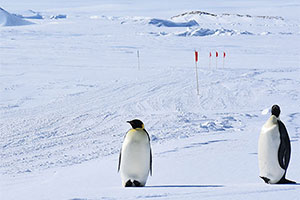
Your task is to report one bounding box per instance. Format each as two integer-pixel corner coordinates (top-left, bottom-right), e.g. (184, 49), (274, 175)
(127, 121), (133, 127)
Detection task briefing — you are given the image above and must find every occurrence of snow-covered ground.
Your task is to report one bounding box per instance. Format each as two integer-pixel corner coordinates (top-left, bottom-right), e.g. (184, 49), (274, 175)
(1, 0), (300, 199)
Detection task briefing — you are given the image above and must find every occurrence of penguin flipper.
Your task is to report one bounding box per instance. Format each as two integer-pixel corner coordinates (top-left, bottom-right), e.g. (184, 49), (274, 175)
(150, 148), (152, 176)
(277, 142), (287, 170)
(277, 120), (291, 170)
(118, 149), (122, 172)
(144, 129), (153, 176)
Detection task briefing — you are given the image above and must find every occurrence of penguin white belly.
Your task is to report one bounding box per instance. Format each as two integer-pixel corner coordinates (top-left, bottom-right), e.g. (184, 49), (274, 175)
(120, 130), (150, 186)
(258, 122), (285, 183)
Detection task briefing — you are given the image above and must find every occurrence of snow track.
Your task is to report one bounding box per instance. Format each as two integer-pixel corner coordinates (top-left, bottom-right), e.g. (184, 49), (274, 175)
(1, 66), (299, 176)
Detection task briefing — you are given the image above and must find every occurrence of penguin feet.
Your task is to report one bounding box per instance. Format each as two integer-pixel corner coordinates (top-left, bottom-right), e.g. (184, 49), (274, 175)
(260, 176), (297, 184)
(260, 176), (270, 184)
(277, 177), (296, 184)
(125, 180), (133, 187)
(125, 180), (143, 187)
(133, 180), (142, 187)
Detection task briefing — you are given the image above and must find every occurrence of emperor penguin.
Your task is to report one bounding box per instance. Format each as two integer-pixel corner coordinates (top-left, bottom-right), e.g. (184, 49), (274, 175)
(258, 105), (296, 184)
(118, 119), (152, 187)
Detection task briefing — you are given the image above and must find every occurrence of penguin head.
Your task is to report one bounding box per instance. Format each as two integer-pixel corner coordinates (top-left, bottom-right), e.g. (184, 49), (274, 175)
(127, 119), (144, 129)
(271, 104), (280, 118)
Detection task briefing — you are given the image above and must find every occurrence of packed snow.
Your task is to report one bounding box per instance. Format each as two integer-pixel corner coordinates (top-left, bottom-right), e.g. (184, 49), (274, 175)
(1, 0), (300, 199)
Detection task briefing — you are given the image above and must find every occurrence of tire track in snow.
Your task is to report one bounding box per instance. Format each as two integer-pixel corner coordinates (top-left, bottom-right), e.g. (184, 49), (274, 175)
(1, 67), (299, 175)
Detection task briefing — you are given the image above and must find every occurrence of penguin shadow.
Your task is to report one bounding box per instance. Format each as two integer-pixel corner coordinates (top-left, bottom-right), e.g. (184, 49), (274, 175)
(145, 184), (224, 188)
(275, 183), (300, 186)
(285, 182), (300, 185)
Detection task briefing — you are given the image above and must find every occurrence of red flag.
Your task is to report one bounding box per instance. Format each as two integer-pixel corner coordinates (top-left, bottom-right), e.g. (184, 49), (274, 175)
(223, 52), (226, 58)
(216, 51), (219, 57)
(195, 51), (198, 62)
(209, 52), (212, 57)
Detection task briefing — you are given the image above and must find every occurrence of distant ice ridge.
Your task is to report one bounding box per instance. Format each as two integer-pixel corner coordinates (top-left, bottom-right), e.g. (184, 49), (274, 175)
(176, 28), (253, 37)
(144, 10), (292, 37)
(14, 9), (43, 19)
(0, 8), (67, 27)
(17, 10), (67, 20)
(149, 10), (285, 28)
(0, 7), (34, 26)
(149, 28), (254, 37)
(171, 10), (284, 21)
(149, 18), (198, 27)
(96, 10), (295, 37)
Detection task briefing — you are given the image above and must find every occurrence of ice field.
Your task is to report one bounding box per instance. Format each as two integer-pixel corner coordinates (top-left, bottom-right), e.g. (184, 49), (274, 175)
(1, 0), (300, 199)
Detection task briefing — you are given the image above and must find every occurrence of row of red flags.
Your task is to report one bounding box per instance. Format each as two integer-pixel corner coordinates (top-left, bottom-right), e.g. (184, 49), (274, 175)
(195, 51), (226, 62)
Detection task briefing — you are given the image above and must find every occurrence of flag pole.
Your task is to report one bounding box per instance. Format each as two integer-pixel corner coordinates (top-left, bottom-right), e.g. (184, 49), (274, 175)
(215, 51), (218, 69)
(137, 50), (140, 70)
(195, 50), (200, 95)
(223, 52), (226, 68)
(209, 52), (212, 69)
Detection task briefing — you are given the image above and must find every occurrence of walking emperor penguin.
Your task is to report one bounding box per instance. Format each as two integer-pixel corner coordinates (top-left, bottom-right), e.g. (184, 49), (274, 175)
(118, 119), (152, 187)
(258, 105), (296, 184)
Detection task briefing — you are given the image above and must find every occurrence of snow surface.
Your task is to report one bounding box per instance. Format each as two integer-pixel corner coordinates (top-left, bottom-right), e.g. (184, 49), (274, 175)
(1, 0), (300, 199)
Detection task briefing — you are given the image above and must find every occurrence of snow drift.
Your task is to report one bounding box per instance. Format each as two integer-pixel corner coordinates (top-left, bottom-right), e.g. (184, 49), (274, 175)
(14, 10), (43, 19)
(0, 7), (34, 26)
(0, 8), (67, 24)
(176, 28), (253, 37)
(145, 10), (291, 37)
(149, 18), (198, 27)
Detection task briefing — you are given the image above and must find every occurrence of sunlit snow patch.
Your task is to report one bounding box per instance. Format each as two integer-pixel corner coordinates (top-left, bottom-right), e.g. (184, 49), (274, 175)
(261, 108), (270, 115)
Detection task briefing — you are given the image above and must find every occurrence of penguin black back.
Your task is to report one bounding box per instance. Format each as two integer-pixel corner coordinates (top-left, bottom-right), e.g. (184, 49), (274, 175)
(271, 105), (280, 117)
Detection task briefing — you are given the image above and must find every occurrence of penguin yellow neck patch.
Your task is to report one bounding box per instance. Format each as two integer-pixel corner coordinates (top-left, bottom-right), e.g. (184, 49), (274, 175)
(128, 128), (144, 133)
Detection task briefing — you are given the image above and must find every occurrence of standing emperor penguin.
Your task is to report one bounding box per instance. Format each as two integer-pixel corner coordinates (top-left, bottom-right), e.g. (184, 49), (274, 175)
(118, 119), (152, 187)
(258, 105), (296, 184)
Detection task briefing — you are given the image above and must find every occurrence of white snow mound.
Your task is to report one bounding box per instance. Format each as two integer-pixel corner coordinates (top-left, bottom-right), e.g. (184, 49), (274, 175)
(15, 10), (43, 19)
(176, 28), (253, 37)
(0, 7), (34, 26)
(149, 18), (198, 27)
(144, 10), (291, 37)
